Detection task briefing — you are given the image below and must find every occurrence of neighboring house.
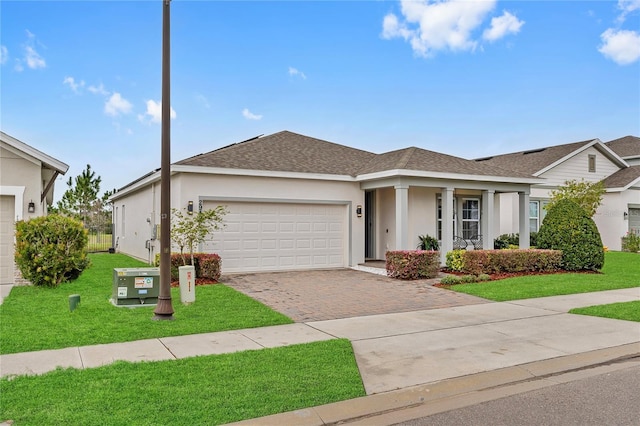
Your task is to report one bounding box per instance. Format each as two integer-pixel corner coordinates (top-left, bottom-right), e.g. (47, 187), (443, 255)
(477, 136), (640, 250)
(0, 131), (69, 285)
(110, 131), (539, 273)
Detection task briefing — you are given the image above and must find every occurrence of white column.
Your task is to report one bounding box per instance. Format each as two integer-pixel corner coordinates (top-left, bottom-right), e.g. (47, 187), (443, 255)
(395, 184), (409, 250)
(482, 190), (495, 249)
(441, 187), (454, 265)
(518, 191), (530, 249)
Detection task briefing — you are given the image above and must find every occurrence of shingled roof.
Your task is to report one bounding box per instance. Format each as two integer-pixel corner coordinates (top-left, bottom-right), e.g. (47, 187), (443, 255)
(602, 165), (640, 189)
(605, 135), (640, 158)
(473, 140), (596, 176)
(356, 146), (535, 178)
(176, 131), (376, 176)
(176, 131), (535, 179)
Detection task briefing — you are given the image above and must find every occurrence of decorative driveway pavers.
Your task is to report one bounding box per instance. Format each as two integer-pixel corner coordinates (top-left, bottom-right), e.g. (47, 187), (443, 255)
(223, 268), (489, 322)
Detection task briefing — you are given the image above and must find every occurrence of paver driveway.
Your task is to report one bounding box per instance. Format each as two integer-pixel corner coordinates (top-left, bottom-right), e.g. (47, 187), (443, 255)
(223, 268), (489, 321)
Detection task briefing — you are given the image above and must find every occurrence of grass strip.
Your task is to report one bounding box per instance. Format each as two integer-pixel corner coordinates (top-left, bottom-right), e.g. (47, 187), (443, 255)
(570, 301), (640, 322)
(449, 252), (640, 301)
(0, 339), (365, 426)
(1, 253), (292, 354)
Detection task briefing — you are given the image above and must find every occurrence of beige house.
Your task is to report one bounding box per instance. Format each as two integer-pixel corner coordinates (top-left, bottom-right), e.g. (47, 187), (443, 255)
(110, 131), (538, 273)
(480, 136), (640, 250)
(0, 131), (69, 285)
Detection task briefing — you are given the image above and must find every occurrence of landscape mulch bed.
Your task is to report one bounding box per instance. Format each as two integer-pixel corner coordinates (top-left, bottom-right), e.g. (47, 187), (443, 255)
(434, 269), (601, 287)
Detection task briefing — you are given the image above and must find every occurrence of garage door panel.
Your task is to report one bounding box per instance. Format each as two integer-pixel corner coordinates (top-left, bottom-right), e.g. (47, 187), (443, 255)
(0, 196), (15, 285)
(203, 201), (347, 273)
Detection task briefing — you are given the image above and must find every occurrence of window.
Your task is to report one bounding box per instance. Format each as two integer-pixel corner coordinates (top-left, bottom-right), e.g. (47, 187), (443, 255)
(529, 201), (540, 232)
(121, 205), (125, 236)
(462, 199), (480, 239)
(437, 196), (457, 240)
(588, 154), (596, 173)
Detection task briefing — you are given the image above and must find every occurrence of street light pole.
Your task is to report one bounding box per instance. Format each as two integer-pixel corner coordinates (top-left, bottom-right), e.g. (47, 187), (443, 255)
(153, 0), (174, 320)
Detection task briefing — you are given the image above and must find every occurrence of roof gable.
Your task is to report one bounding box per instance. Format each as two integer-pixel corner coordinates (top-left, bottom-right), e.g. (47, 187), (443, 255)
(0, 131), (69, 174)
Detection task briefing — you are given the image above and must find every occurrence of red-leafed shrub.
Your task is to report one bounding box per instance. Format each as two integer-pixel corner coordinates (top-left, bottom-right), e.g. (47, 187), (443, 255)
(386, 250), (440, 280)
(155, 252), (221, 282)
(459, 249), (562, 275)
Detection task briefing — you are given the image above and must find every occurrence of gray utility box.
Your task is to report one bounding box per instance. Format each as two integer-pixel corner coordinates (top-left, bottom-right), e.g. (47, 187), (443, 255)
(112, 267), (160, 306)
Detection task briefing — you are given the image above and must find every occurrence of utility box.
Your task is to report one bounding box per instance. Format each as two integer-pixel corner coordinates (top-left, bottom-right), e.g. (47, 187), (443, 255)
(179, 265), (196, 304)
(112, 267), (160, 306)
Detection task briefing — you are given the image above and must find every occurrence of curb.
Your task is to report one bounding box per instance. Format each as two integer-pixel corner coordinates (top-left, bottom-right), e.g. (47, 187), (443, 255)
(227, 343), (640, 426)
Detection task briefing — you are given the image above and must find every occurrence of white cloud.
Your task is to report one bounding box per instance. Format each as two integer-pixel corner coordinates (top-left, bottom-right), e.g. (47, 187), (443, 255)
(88, 83), (109, 96)
(140, 99), (176, 123)
(22, 30), (46, 69)
(242, 108), (262, 120)
(617, 0), (640, 22)
(483, 11), (524, 42)
(288, 66), (307, 79)
(381, 0), (498, 57)
(104, 92), (133, 116)
(0, 46), (7, 65)
(63, 76), (85, 93)
(598, 28), (640, 65)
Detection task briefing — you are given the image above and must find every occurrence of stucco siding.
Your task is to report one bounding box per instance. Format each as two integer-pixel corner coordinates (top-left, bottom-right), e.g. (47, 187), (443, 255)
(0, 146), (43, 219)
(408, 187), (438, 249)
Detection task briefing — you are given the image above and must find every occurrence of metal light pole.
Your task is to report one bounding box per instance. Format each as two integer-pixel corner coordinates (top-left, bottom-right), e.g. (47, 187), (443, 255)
(153, 0), (174, 320)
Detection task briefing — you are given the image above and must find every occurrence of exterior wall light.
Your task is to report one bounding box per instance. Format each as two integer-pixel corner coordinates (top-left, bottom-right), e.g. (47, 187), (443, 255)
(28, 200), (35, 213)
(187, 200), (194, 215)
(356, 205), (362, 217)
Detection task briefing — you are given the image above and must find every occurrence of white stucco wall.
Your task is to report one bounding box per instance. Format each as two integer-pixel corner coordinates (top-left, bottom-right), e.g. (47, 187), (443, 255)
(113, 172), (366, 268)
(595, 189), (640, 251)
(0, 146), (44, 219)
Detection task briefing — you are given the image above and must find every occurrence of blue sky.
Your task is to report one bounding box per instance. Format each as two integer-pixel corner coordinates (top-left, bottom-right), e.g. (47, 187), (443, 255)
(2, 0), (639, 199)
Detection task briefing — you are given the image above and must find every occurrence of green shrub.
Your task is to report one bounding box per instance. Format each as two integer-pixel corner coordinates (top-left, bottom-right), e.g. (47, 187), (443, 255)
(14, 214), (89, 287)
(461, 249), (562, 275)
(477, 273), (491, 282)
(494, 232), (538, 249)
(439, 275), (462, 285)
(385, 250), (440, 280)
(445, 250), (466, 271)
(621, 232), (640, 253)
(460, 275), (477, 283)
(537, 199), (604, 271)
(416, 234), (439, 251)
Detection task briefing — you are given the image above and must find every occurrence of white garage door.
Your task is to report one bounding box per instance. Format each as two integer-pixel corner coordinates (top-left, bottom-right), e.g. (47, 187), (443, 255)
(202, 201), (347, 273)
(0, 196), (16, 285)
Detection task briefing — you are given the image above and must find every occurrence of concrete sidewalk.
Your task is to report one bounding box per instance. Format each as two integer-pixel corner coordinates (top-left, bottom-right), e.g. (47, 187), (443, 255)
(1, 288), (639, 424)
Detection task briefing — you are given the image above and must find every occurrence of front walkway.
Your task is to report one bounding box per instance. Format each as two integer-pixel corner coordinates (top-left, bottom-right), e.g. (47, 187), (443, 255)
(223, 268), (487, 321)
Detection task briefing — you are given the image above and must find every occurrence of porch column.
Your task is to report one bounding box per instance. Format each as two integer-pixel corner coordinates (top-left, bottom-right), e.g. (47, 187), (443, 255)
(395, 184), (409, 250)
(441, 187), (454, 265)
(518, 191), (530, 249)
(481, 190), (495, 249)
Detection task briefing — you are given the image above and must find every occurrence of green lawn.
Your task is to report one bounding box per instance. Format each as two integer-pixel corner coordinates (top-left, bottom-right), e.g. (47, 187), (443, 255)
(449, 252), (640, 301)
(1, 253), (292, 354)
(0, 339), (366, 426)
(570, 301), (640, 322)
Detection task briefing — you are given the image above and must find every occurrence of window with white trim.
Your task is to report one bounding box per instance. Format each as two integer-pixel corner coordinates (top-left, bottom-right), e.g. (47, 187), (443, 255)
(530, 201), (540, 232)
(461, 199), (480, 239)
(437, 196), (457, 240)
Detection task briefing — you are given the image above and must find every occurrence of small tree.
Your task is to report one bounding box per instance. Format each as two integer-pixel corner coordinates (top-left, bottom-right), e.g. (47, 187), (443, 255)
(546, 179), (605, 217)
(171, 205), (227, 266)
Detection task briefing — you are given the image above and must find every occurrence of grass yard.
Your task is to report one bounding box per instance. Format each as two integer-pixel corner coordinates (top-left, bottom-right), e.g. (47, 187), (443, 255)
(570, 301), (640, 322)
(0, 253), (292, 354)
(0, 339), (366, 426)
(449, 252), (640, 301)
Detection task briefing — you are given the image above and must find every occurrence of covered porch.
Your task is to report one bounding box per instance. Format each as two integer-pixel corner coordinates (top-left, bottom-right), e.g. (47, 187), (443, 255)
(360, 176), (533, 265)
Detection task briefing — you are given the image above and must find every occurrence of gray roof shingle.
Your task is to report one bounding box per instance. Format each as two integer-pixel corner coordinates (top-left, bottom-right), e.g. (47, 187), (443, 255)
(473, 140), (595, 175)
(176, 131), (376, 176)
(602, 165), (640, 188)
(605, 135), (640, 158)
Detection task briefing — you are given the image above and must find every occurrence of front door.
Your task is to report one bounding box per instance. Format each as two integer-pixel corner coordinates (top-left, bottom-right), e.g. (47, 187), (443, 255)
(365, 191), (375, 259)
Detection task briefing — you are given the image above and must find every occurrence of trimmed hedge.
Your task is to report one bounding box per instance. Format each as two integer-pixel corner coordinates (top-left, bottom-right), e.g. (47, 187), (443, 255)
(386, 250), (440, 280)
(537, 199), (604, 271)
(446, 249), (562, 275)
(155, 253), (222, 282)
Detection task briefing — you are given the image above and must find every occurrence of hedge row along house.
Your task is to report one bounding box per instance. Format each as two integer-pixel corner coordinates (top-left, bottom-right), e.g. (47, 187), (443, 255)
(0, 131), (69, 286)
(110, 131), (639, 275)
